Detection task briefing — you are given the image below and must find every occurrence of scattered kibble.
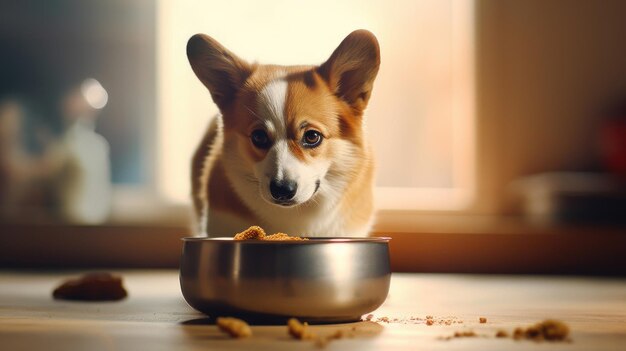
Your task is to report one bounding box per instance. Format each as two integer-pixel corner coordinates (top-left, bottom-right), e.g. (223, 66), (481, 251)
(288, 318), (359, 348)
(287, 318), (316, 340)
(315, 329), (355, 348)
(512, 320), (570, 342)
(439, 330), (479, 341)
(364, 314), (464, 326)
(216, 317), (252, 338)
(440, 319), (571, 343)
(496, 330), (509, 338)
(454, 330), (477, 338)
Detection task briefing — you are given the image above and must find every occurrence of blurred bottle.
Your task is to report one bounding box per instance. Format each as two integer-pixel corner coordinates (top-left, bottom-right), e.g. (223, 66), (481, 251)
(57, 79), (112, 224)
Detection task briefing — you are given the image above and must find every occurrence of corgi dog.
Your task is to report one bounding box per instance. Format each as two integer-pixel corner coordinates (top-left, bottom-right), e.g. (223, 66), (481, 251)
(187, 30), (380, 237)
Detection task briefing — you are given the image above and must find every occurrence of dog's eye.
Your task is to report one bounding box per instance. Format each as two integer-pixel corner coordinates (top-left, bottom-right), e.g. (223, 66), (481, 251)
(251, 129), (271, 149)
(302, 130), (323, 148)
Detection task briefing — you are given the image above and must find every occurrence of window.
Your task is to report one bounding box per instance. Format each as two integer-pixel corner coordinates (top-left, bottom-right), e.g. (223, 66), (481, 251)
(156, 0), (476, 212)
(0, 0), (475, 225)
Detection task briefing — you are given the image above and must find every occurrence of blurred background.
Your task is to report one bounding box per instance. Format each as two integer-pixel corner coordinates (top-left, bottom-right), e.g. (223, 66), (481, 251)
(0, 0), (155, 223)
(1, 0), (625, 272)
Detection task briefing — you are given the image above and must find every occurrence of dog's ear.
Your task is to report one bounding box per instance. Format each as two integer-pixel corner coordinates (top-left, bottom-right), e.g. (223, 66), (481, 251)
(318, 30), (380, 115)
(187, 34), (253, 109)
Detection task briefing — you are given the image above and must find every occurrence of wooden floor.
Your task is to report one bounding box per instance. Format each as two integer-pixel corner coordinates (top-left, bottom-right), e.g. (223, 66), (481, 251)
(1, 270), (625, 350)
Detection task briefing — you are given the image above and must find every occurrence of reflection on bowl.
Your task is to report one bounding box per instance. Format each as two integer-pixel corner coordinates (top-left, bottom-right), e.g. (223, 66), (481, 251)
(180, 237), (391, 323)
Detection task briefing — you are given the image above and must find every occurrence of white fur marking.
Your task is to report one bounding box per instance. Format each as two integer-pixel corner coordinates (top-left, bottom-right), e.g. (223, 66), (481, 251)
(199, 205), (208, 236)
(272, 140), (300, 181)
(258, 78), (288, 135)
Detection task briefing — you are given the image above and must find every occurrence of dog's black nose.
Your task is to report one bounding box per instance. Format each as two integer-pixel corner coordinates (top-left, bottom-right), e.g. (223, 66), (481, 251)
(270, 179), (297, 201)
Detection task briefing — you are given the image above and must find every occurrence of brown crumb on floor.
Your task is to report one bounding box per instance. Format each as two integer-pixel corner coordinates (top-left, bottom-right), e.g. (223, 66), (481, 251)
(512, 320), (570, 342)
(216, 317), (252, 338)
(287, 319), (360, 348)
(539, 320), (570, 341)
(496, 330), (509, 338)
(287, 318), (316, 340)
(364, 314), (464, 326)
(479, 317), (487, 323)
(52, 272), (127, 301)
(314, 329), (356, 348)
(437, 319), (570, 343)
(439, 330), (478, 341)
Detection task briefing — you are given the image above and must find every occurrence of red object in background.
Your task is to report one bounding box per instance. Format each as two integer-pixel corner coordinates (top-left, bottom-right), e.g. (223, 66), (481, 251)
(600, 113), (626, 178)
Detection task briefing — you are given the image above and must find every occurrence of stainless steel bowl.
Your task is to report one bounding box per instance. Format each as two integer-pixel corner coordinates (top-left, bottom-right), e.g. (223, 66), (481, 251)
(180, 237), (391, 323)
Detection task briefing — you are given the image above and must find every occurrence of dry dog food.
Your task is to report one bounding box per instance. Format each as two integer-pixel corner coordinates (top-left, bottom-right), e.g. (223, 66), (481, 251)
(52, 272), (127, 301)
(495, 330), (509, 338)
(315, 329), (353, 348)
(234, 226), (308, 241)
(264, 233), (307, 241)
(216, 317), (252, 338)
(440, 320), (570, 342)
(512, 319), (570, 341)
(366, 314), (464, 325)
(233, 226), (266, 240)
(287, 318), (358, 348)
(287, 318), (316, 340)
(439, 330), (479, 341)
(454, 330), (477, 338)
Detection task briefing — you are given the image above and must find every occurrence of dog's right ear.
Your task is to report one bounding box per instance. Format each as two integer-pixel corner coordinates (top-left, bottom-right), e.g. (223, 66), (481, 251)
(187, 34), (253, 109)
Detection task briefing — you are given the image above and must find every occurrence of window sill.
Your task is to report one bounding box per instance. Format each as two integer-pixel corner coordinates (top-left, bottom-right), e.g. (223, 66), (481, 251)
(1, 215), (625, 275)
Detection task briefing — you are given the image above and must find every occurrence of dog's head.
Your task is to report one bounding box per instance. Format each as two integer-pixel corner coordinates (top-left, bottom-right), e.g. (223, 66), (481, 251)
(187, 30), (379, 208)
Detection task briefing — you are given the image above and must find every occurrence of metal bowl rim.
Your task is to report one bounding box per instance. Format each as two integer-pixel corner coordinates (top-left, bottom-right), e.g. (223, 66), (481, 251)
(181, 236), (391, 244)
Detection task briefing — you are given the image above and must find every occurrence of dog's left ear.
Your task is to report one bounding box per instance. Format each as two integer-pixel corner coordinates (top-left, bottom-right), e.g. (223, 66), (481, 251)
(318, 30), (380, 115)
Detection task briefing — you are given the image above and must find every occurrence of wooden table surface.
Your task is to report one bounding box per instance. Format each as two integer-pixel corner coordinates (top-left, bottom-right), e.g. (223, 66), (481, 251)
(1, 270), (625, 350)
